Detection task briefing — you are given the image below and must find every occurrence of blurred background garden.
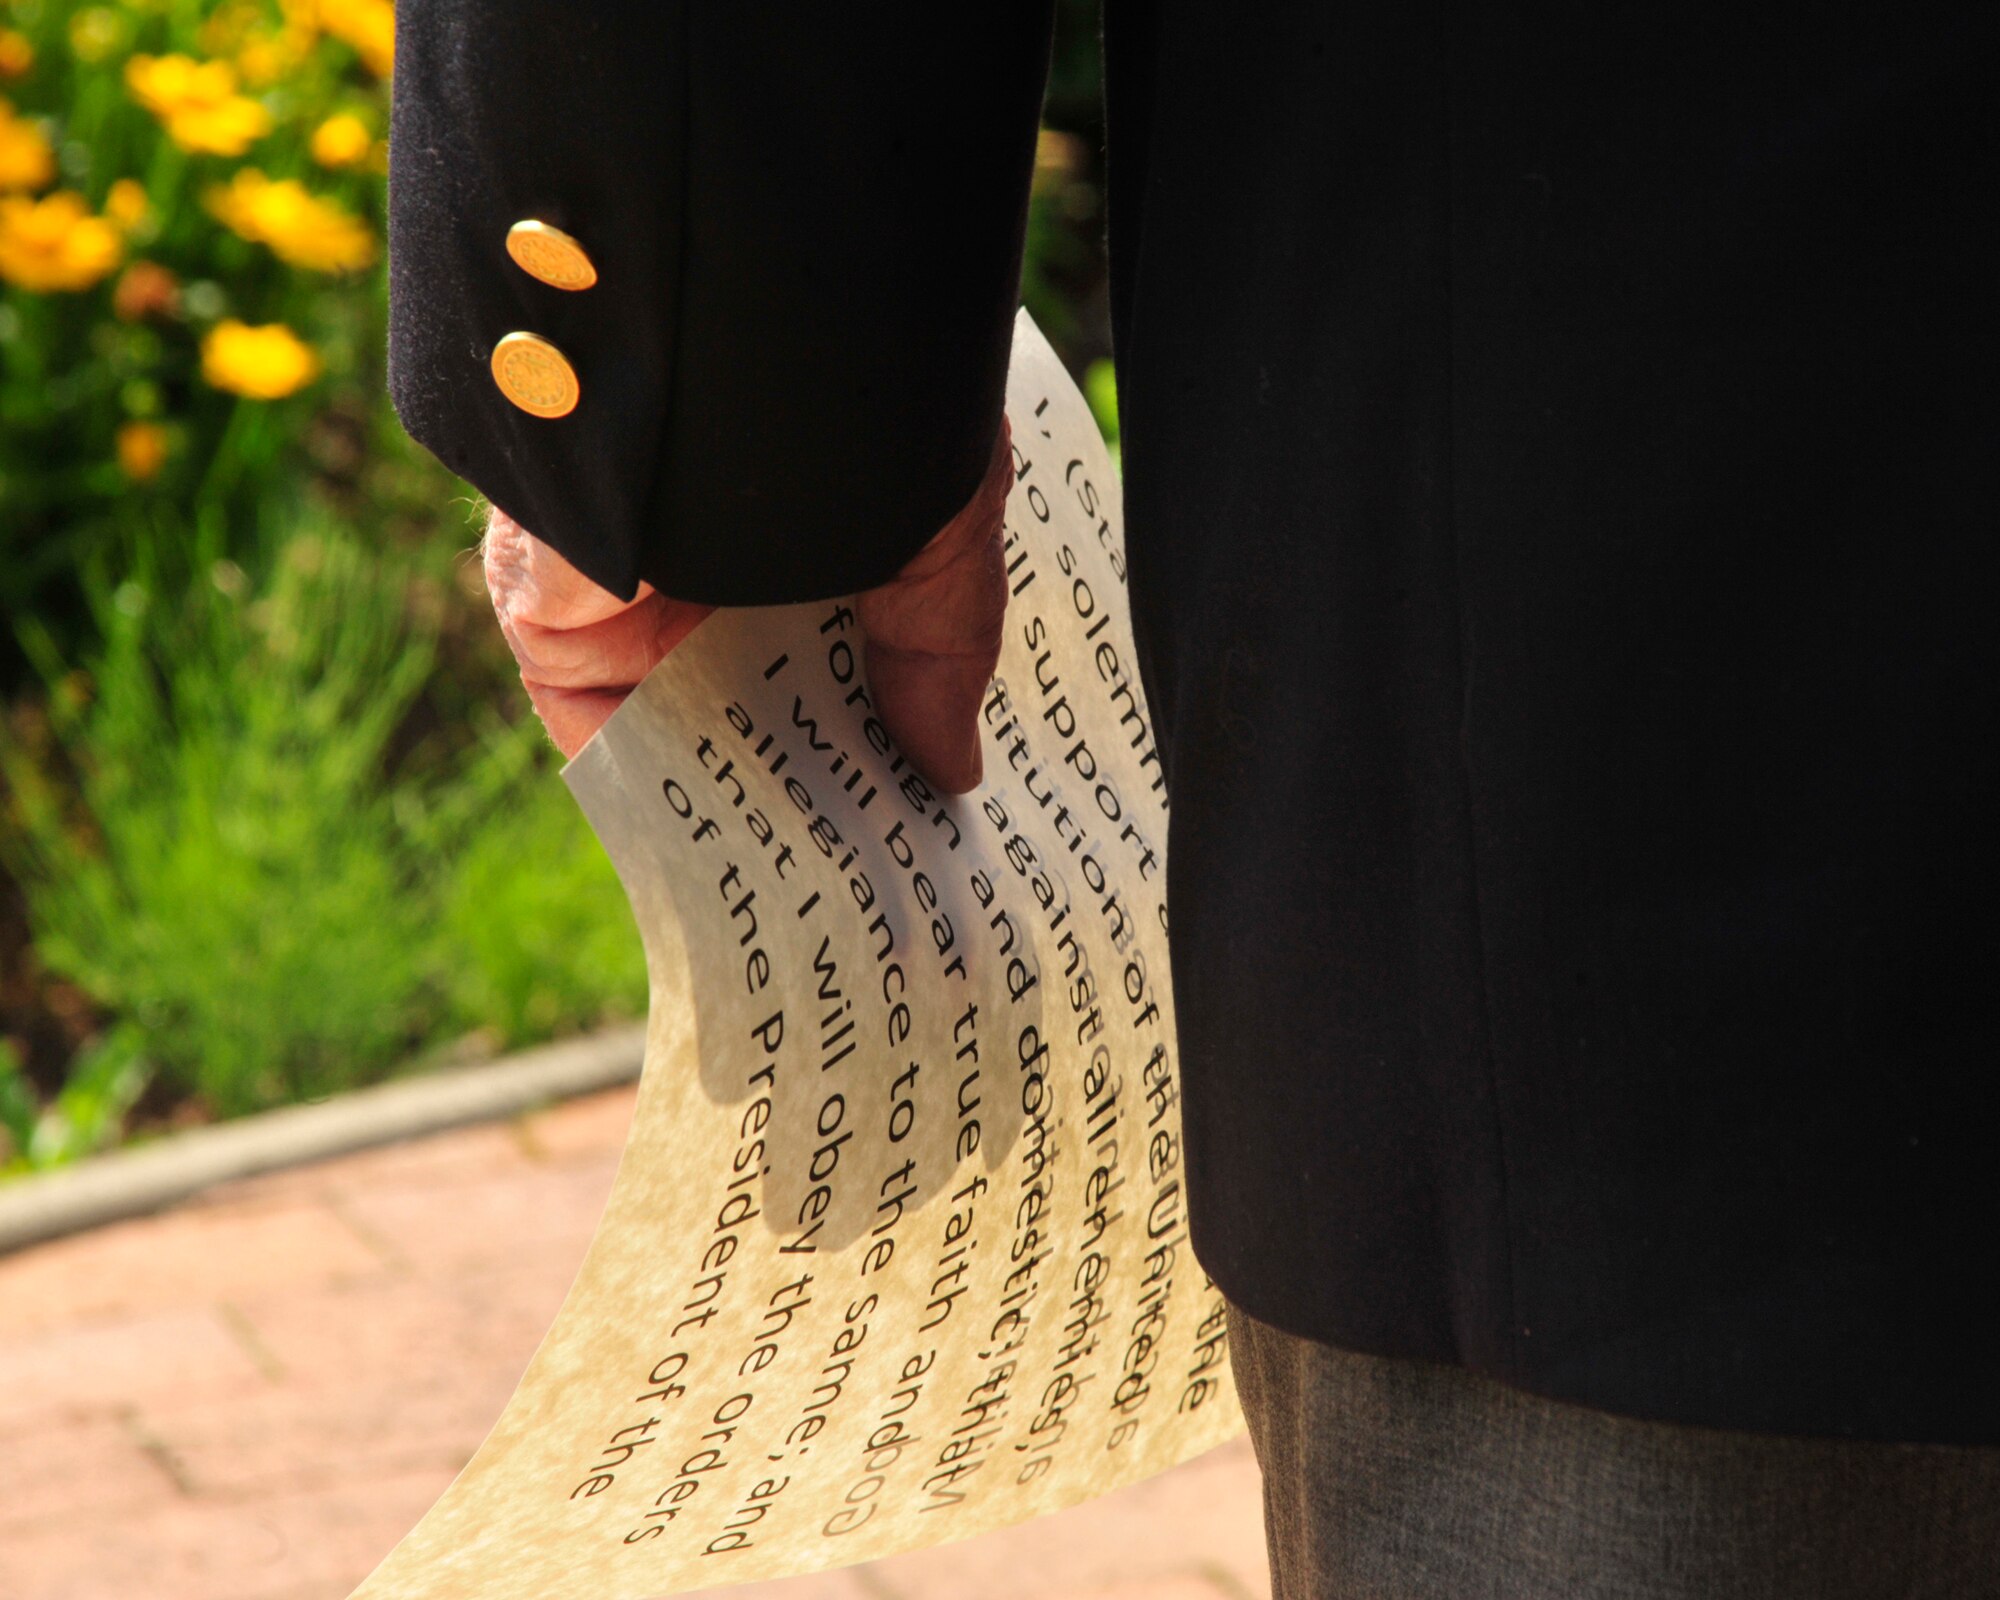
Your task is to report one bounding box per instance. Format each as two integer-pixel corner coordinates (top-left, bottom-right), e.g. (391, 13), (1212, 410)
(0, 0), (1116, 1175)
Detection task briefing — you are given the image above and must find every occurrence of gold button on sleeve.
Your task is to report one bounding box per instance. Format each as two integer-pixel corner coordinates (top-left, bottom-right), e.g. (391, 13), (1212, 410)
(491, 332), (580, 418)
(506, 221), (598, 290)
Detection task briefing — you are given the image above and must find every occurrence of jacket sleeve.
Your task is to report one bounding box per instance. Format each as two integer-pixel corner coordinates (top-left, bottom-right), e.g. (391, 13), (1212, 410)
(387, 3), (1053, 605)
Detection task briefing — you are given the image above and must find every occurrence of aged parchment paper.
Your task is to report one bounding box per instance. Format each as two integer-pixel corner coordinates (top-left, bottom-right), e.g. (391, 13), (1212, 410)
(348, 313), (1242, 1599)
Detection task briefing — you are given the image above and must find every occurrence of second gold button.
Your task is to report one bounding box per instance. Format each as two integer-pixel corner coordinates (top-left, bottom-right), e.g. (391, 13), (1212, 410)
(506, 220), (598, 290)
(491, 332), (579, 418)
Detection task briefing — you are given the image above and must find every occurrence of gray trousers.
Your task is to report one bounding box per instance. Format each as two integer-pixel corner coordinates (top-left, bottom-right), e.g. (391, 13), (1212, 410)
(1225, 1303), (2000, 1599)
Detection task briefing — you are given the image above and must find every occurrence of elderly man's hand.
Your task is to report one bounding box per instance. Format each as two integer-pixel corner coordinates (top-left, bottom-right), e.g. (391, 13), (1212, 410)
(483, 421), (1011, 794)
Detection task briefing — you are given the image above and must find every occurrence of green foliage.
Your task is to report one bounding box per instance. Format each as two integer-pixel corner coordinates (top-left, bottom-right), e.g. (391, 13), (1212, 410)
(0, 519), (645, 1131)
(1084, 356), (1119, 466)
(1, 1021), (148, 1172)
(3, 521), (437, 1116)
(0, 1037), (39, 1161)
(435, 769), (647, 1050)
(1019, 0), (1110, 372)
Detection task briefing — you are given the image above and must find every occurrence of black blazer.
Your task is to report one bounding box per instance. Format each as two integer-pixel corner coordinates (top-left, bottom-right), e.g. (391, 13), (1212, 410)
(389, 2), (1998, 1444)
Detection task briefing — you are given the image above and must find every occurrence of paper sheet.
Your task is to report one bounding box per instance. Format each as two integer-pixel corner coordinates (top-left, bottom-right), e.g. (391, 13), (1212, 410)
(348, 312), (1243, 1599)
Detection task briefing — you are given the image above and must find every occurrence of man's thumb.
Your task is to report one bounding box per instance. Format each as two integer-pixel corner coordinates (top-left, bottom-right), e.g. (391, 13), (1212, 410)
(857, 422), (1012, 794)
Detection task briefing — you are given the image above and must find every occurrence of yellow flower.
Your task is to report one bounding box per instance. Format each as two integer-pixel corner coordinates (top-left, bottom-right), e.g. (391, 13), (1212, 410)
(234, 35), (281, 87)
(197, 0), (263, 57)
(203, 2), (312, 85)
(104, 177), (148, 230)
(0, 191), (123, 292)
(0, 99), (54, 193)
(125, 55), (272, 157)
(0, 28), (35, 79)
(116, 420), (169, 482)
(313, 0), (394, 77)
(67, 7), (126, 65)
(204, 168), (375, 273)
(309, 111), (372, 170)
(200, 319), (321, 399)
(234, 22), (316, 88)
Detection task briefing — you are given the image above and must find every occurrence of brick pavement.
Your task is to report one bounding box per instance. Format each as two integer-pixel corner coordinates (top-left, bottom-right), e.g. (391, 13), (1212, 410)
(0, 1085), (1269, 1600)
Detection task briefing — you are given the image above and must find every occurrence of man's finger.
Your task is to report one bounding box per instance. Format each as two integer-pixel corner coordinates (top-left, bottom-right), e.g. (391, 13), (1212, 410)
(484, 506), (709, 758)
(483, 418), (1010, 780)
(506, 590), (707, 693)
(856, 421), (1012, 794)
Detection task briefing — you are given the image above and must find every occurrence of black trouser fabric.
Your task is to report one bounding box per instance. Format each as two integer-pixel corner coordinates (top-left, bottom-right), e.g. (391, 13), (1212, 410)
(1225, 1302), (2000, 1599)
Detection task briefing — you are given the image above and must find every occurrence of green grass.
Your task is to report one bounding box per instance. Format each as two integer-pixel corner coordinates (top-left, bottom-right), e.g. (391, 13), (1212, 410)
(434, 770), (646, 1051)
(0, 514), (645, 1167)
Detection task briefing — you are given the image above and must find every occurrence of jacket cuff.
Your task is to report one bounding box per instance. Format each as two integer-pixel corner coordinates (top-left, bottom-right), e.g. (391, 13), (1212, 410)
(388, 3), (1052, 605)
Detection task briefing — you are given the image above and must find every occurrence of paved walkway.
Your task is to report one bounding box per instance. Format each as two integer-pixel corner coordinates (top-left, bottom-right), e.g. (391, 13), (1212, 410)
(0, 1085), (1270, 1600)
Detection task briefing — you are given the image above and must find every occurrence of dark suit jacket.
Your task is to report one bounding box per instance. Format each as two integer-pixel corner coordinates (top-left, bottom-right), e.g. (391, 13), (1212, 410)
(389, 2), (1997, 1444)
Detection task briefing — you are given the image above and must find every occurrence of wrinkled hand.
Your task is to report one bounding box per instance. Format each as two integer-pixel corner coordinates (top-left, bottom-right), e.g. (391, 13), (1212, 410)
(484, 420), (1010, 794)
